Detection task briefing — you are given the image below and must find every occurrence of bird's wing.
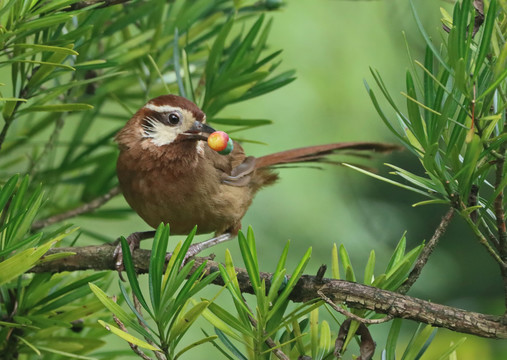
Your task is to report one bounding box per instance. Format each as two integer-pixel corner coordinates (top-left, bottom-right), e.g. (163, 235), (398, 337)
(205, 140), (258, 187)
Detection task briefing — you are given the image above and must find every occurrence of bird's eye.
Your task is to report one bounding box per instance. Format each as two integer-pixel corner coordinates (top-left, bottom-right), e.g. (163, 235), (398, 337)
(167, 112), (181, 125)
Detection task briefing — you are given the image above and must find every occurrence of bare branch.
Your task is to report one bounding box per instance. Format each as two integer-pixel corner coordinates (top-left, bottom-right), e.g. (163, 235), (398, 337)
(398, 208), (454, 294)
(31, 186), (121, 231)
(31, 244), (507, 340)
(112, 312), (152, 360)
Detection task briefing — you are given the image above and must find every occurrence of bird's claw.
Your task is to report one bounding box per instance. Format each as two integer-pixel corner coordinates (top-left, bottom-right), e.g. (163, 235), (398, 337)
(164, 232), (233, 267)
(114, 231), (156, 281)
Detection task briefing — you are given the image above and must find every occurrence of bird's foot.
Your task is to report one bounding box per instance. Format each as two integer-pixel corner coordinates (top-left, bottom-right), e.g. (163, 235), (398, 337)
(165, 232), (233, 263)
(114, 230), (156, 280)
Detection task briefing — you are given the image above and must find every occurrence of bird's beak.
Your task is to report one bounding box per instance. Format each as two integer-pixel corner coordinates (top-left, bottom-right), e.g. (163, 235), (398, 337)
(185, 121), (216, 135)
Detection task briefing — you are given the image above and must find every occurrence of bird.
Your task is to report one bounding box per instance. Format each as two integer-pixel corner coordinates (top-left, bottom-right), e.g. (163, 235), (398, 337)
(115, 94), (399, 259)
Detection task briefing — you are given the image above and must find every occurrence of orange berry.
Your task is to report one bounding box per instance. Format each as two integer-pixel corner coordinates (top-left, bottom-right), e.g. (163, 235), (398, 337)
(208, 131), (229, 152)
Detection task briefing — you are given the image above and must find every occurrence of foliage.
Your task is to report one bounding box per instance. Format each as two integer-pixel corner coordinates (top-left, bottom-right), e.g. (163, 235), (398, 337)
(0, 0), (294, 238)
(0, 0), (296, 358)
(359, 0), (507, 270)
(90, 224), (220, 359)
(330, 235), (423, 354)
(202, 227), (314, 359)
(0, 174), (107, 358)
(0, 0), (505, 359)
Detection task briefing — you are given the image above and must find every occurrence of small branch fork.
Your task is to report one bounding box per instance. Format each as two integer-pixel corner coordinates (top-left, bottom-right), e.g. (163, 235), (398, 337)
(31, 244), (507, 339)
(247, 314), (289, 360)
(318, 290), (393, 325)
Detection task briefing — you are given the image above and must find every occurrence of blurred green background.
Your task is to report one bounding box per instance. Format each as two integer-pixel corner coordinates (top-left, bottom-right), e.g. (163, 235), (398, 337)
(71, 0), (506, 358)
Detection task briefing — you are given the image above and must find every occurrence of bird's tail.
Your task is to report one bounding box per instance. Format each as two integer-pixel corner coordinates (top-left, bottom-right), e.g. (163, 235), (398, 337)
(254, 142), (401, 169)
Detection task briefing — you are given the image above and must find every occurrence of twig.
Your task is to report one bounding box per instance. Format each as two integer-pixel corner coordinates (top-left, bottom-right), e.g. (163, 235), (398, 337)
(31, 244), (507, 339)
(397, 208), (455, 294)
(464, 214), (507, 269)
(0, 121), (12, 152)
(133, 295), (165, 360)
(31, 186), (121, 231)
(318, 290), (393, 325)
(111, 300), (152, 360)
(29, 117), (65, 177)
(480, 217), (500, 250)
(0, 68), (33, 152)
(112, 316), (152, 360)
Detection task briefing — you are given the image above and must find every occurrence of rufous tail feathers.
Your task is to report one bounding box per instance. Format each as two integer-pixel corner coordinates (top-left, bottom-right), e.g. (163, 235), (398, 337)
(254, 142), (401, 169)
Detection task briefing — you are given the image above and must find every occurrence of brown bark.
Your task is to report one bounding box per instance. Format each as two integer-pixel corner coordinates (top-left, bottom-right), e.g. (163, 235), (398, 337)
(31, 244), (507, 340)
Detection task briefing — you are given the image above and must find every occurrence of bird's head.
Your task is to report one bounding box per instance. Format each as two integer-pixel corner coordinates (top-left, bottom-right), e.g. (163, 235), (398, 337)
(116, 95), (216, 150)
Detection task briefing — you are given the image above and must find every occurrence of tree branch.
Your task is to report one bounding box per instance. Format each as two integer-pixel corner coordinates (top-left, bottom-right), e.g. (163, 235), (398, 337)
(31, 186), (121, 231)
(31, 244), (507, 340)
(397, 208), (454, 294)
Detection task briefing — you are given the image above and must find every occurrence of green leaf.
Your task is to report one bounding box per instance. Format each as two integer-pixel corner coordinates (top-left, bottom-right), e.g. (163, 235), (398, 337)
(20, 103), (93, 113)
(215, 328), (248, 360)
(201, 307), (246, 344)
(208, 118), (272, 126)
(149, 223), (170, 313)
(27, 44), (76, 87)
(88, 283), (155, 342)
(12, 43), (79, 55)
(119, 237), (152, 315)
(15, 14), (74, 33)
(310, 309), (319, 359)
(409, 0), (451, 73)
(0, 97), (27, 102)
(229, 15), (265, 71)
(386, 233), (407, 273)
(319, 320), (332, 356)
(206, 302), (252, 337)
(0, 239), (59, 285)
(477, 66), (507, 101)
(474, 0), (497, 78)
(205, 18), (234, 97)
(268, 247), (311, 320)
(174, 335), (218, 360)
(98, 320), (160, 351)
(34, 272), (105, 308)
(36, 345), (97, 360)
(435, 337), (466, 360)
(401, 324), (436, 360)
(331, 243), (340, 280)
(364, 250), (375, 286)
(171, 301), (210, 340)
(236, 70), (296, 102)
(405, 71), (426, 147)
(344, 164), (435, 198)
(0, 233), (43, 257)
(385, 318), (402, 360)
(0, 175), (19, 213)
(237, 230), (260, 290)
(338, 244), (356, 282)
(118, 281), (156, 334)
(219, 262), (252, 319)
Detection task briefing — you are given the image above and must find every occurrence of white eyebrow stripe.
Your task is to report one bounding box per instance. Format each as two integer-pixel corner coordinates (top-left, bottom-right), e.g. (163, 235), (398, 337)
(144, 103), (180, 113)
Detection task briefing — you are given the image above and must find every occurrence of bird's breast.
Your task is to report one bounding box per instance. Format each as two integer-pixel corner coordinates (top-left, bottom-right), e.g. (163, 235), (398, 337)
(117, 149), (253, 235)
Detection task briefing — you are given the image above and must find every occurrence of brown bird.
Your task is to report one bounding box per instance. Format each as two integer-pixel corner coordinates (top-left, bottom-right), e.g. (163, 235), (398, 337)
(115, 94), (398, 257)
